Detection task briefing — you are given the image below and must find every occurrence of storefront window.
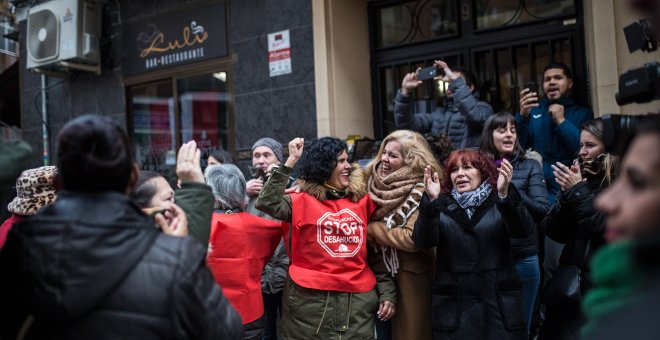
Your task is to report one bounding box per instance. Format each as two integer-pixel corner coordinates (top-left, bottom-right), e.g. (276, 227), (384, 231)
(475, 0), (575, 30)
(177, 72), (231, 168)
(377, 0), (458, 48)
(129, 81), (176, 173)
(128, 69), (233, 178)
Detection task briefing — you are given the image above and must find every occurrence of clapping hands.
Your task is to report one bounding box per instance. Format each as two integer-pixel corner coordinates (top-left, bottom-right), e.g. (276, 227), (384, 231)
(496, 159), (513, 197)
(423, 165), (441, 200)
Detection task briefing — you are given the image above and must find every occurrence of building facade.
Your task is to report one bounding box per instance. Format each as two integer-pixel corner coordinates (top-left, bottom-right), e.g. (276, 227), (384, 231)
(5, 0), (659, 173)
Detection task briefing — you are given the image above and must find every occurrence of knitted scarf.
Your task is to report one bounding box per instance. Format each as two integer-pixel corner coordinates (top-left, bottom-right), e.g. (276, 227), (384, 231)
(368, 165), (422, 222)
(581, 240), (643, 337)
(451, 181), (492, 219)
(368, 165), (424, 276)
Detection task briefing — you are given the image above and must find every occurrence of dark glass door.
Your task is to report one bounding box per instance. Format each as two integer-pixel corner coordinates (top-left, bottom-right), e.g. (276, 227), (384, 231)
(369, 0), (586, 139)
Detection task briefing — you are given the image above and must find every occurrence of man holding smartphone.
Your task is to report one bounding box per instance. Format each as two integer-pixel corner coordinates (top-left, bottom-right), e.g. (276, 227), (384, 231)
(394, 60), (494, 149)
(516, 62), (593, 205)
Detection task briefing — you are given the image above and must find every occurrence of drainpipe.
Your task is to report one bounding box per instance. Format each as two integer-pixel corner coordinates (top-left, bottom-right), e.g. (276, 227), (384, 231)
(41, 74), (48, 165)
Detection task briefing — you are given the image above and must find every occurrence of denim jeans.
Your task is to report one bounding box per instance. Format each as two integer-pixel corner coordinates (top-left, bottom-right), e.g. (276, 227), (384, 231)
(514, 255), (541, 333)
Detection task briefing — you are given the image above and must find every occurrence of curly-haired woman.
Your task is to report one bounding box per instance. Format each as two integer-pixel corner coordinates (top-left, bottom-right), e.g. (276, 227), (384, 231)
(256, 137), (396, 339)
(364, 130), (441, 340)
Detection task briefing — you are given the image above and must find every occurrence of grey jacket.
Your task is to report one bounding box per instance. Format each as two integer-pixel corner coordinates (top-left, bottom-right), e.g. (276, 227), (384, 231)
(394, 77), (494, 148)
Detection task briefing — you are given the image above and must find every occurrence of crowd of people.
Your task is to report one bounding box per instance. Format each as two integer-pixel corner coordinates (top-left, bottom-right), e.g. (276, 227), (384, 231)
(0, 58), (658, 340)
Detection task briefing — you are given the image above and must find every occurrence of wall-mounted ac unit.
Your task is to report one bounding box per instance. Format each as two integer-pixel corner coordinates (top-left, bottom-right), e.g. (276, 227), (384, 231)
(26, 0), (101, 74)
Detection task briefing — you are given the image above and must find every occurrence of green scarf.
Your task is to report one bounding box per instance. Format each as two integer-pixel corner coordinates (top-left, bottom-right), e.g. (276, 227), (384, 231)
(581, 240), (644, 337)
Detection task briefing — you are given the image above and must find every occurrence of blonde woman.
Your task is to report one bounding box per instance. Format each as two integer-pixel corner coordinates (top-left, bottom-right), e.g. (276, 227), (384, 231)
(365, 130), (441, 340)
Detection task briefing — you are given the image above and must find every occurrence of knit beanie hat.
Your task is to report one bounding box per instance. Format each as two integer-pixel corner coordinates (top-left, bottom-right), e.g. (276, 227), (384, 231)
(252, 137), (283, 162)
(8, 166), (58, 216)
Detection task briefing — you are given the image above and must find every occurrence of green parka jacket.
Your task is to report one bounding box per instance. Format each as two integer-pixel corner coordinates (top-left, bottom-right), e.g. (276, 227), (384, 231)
(256, 164), (396, 340)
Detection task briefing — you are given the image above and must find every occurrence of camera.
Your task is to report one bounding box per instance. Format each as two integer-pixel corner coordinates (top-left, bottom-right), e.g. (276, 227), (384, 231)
(616, 17), (660, 106)
(601, 114), (642, 155)
(615, 62), (660, 105)
(623, 18), (657, 53)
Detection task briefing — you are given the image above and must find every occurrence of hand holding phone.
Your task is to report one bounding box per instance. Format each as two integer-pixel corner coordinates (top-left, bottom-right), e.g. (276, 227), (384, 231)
(519, 81), (540, 118)
(152, 203), (189, 237)
(524, 82), (538, 97)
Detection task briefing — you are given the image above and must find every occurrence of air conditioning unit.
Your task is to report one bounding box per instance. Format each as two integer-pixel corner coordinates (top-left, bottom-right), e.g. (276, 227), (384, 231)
(26, 0), (101, 73)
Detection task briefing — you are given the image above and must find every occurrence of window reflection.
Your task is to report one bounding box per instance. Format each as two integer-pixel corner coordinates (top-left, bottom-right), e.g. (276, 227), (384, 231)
(378, 0), (457, 48)
(130, 81), (175, 174)
(128, 71), (233, 177)
(178, 73), (231, 169)
(475, 0), (575, 30)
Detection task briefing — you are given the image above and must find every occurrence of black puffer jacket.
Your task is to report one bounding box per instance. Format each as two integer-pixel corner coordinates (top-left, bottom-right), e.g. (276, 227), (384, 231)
(413, 184), (533, 339)
(0, 191), (242, 340)
(510, 157), (550, 259)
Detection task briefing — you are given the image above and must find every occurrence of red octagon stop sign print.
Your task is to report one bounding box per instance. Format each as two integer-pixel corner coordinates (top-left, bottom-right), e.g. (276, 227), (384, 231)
(316, 209), (364, 257)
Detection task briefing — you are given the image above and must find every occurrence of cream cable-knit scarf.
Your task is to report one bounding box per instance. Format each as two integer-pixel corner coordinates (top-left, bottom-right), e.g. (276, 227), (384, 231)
(368, 165), (424, 275)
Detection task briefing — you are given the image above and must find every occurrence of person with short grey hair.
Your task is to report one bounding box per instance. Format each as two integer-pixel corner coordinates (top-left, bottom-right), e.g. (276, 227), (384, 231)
(205, 164), (247, 211)
(204, 163), (283, 340)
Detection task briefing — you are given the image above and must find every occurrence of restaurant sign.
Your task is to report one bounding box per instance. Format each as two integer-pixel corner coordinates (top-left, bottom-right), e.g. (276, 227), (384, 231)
(122, 2), (228, 76)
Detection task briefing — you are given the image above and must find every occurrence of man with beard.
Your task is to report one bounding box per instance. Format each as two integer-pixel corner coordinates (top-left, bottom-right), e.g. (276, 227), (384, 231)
(516, 62), (593, 205)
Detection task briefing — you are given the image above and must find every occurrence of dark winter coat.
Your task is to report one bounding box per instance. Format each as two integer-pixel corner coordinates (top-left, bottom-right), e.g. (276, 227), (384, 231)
(510, 157), (550, 259)
(542, 179), (606, 275)
(412, 184), (533, 339)
(256, 165), (396, 340)
(0, 191), (242, 340)
(514, 97), (593, 204)
(394, 77), (494, 149)
(538, 179), (607, 340)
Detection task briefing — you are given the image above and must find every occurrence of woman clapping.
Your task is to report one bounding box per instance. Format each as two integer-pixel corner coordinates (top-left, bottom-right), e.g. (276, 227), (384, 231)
(413, 149), (533, 339)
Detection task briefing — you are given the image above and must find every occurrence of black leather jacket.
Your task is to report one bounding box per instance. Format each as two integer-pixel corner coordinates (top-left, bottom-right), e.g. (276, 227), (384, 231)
(0, 191), (242, 340)
(413, 184), (533, 339)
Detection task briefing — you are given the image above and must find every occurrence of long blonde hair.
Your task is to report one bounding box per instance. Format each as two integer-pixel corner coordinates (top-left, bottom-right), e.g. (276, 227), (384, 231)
(365, 130), (442, 180)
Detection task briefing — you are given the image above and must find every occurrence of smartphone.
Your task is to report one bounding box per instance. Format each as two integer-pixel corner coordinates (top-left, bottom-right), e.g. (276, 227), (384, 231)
(248, 166), (267, 180)
(524, 82), (538, 94)
(417, 66), (438, 81)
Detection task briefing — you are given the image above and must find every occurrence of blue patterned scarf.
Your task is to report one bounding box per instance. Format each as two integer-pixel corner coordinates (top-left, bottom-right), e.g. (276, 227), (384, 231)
(451, 182), (492, 219)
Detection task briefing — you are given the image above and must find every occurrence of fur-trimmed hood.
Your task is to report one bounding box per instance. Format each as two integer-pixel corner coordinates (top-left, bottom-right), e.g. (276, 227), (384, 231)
(297, 164), (368, 202)
(525, 149), (543, 167)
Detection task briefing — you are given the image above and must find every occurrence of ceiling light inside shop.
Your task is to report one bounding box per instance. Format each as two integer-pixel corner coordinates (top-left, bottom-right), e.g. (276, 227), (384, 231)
(212, 72), (227, 82)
